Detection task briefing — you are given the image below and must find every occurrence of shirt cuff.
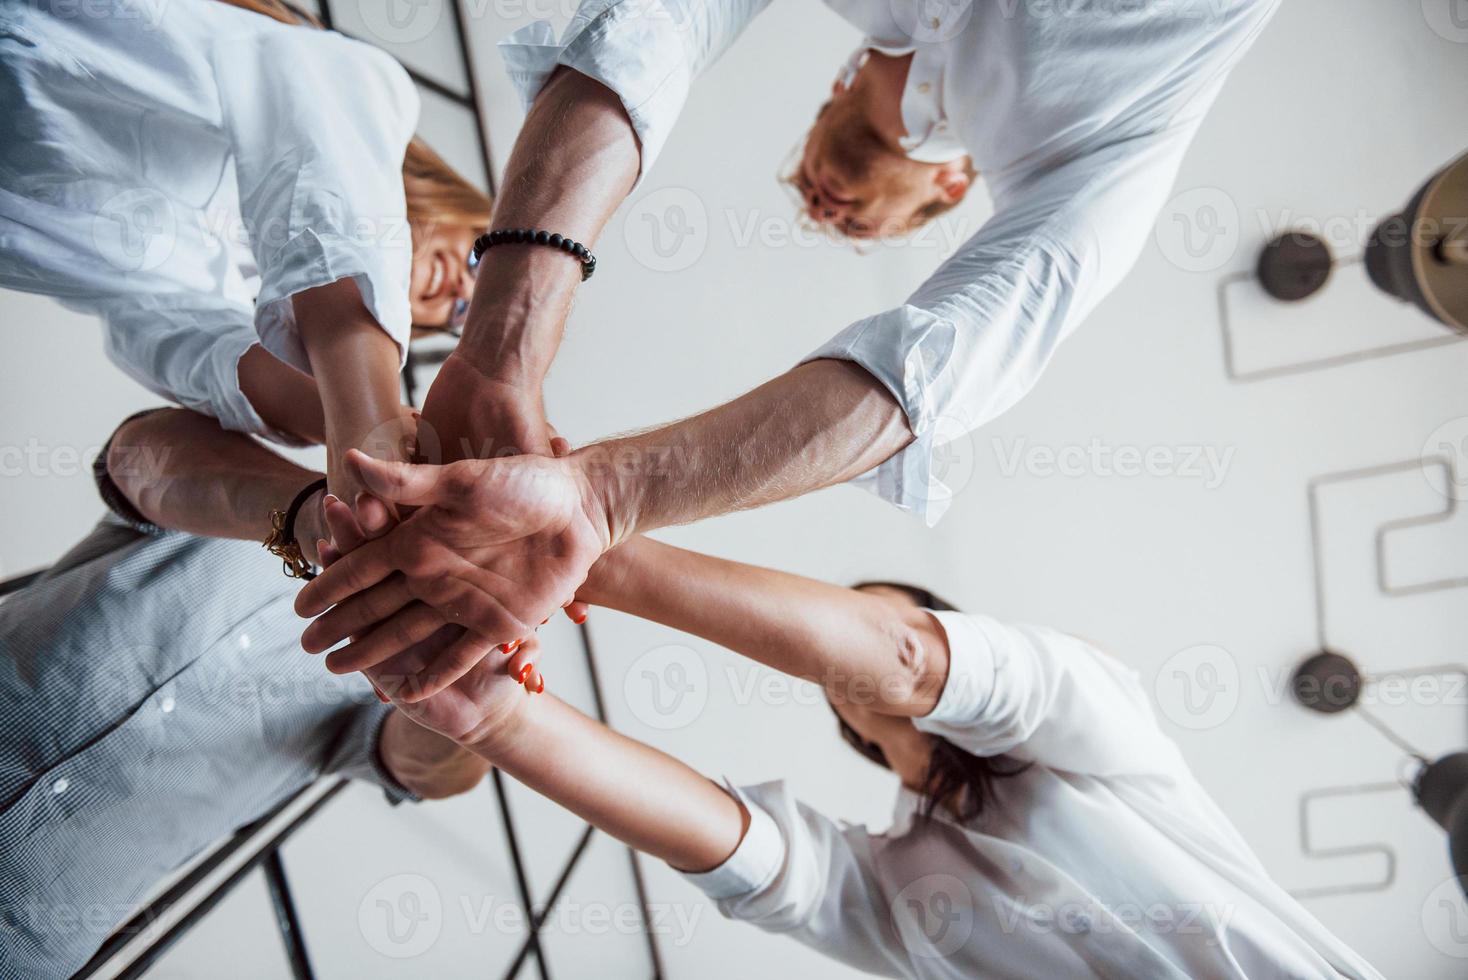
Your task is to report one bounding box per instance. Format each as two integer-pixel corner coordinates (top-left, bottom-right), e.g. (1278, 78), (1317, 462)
(681, 780), (785, 901)
(499, 3), (693, 188)
(801, 305), (961, 526)
(916, 610), (997, 730)
(325, 700), (419, 806)
(254, 237), (413, 377)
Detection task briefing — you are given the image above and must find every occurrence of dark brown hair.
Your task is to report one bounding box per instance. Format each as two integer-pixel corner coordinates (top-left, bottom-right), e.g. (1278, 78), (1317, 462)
(837, 582), (1029, 822)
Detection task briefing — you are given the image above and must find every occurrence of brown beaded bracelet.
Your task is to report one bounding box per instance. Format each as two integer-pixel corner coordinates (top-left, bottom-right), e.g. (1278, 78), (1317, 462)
(472, 228), (597, 281)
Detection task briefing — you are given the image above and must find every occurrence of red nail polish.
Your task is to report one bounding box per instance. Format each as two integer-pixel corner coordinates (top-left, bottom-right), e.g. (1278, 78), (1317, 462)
(517, 663), (533, 684)
(500, 642), (515, 654)
(572, 613), (587, 625)
(535, 677), (545, 694)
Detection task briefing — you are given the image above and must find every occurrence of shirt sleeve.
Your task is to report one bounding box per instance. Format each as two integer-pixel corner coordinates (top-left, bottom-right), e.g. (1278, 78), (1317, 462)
(322, 698), (419, 806)
(801, 27), (1261, 524)
(681, 780), (906, 978)
(99, 301), (305, 446)
(499, 0), (774, 185)
(916, 611), (1186, 779)
(208, 25), (419, 372)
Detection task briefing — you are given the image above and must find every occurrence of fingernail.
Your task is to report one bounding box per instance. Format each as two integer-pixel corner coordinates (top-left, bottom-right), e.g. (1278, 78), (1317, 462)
(324, 493), (339, 506)
(572, 613), (587, 625)
(540, 617), (549, 626)
(499, 642), (515, 654)
(535, 676), (545, 694)
(516, 662), (533, 684)
(371, 683), (389, 703)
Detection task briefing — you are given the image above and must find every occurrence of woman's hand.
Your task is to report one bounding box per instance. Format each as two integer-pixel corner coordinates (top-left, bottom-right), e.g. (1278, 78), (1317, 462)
(311, 492), (547, 708)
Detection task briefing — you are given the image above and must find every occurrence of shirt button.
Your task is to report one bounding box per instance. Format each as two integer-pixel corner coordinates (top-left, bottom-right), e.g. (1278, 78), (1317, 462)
(160, 695), (176, 714)
(238, 633), (251, 650)
(52, 778), (69, 795)
(930, 16), (941, 29)
(917, 82), (932, 94)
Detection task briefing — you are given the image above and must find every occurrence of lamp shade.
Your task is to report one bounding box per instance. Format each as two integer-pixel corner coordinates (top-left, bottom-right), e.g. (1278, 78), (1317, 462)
(1414, 752), (1468, 897)
(1365, 151), (1468, 334)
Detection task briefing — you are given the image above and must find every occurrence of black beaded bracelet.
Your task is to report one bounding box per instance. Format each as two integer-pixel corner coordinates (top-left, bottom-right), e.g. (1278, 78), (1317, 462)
(472, 228), (597, 281)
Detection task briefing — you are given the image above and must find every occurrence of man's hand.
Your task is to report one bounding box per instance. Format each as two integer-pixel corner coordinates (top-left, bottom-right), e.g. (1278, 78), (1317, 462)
(296, 449), (610, 679)
(418, 353), (552, 463)
(312, 491), (548, 713)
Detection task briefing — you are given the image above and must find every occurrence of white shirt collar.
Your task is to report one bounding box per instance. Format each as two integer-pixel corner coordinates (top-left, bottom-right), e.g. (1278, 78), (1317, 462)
(841, 43), (969, 165)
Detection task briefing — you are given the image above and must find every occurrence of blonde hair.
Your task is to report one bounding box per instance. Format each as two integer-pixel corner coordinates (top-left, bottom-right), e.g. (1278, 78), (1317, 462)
(214, 0), (493, 238)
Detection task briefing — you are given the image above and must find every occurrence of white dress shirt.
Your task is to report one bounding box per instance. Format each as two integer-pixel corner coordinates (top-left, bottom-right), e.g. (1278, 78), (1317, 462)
(684, 611), (1382, 979)
(0, 0), (417, 441)
(500, 0), (1278, 523)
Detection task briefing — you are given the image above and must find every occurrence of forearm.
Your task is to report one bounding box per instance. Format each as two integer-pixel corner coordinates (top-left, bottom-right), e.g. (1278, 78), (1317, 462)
(108, 409), (324, 548)
(292, 278), (411, 488)
(580, 359), (913, 544)
(582, 538), (948, 716)
(237, 344), (325, 445)
(456, 67), (639, 384)
(475, 695), (747, 873)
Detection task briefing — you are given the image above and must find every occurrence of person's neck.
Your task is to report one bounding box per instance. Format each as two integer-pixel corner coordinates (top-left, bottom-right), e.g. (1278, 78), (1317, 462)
(852, 49), (913, 148)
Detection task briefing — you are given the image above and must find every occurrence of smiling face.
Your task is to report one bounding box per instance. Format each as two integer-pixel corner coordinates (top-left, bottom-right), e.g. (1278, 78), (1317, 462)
(790, 60), (973, 240)
(408, 222), (480, 334)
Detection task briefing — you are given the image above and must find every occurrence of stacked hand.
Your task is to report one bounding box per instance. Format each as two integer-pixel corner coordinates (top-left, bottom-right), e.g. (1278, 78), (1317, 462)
(296, 442), (609, 699)
(311, 491), (544, 743)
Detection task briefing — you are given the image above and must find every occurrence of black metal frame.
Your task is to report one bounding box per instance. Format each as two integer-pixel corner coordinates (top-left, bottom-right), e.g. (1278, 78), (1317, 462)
(0, 3), (667, 977)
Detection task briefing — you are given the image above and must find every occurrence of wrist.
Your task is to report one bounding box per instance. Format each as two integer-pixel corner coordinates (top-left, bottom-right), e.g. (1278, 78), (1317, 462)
(459, 690), (533, 761)
(567, 442), (643, 552)
(457, 254), (573, 383)
(296, 487), (328, 566)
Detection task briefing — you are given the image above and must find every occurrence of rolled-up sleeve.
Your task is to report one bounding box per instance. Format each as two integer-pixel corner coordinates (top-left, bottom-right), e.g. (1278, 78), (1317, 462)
(499, 0), (773, 185)
(100, 300), (303, 444)
(682, 780), (905, 977)
(209, 27), (419, 372)
(918, 611), (1186, 778)
(804, 120), (1212, 524)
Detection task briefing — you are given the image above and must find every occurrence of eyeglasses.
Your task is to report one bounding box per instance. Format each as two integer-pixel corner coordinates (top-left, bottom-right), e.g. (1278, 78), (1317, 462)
(446, 242), (482, 333)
